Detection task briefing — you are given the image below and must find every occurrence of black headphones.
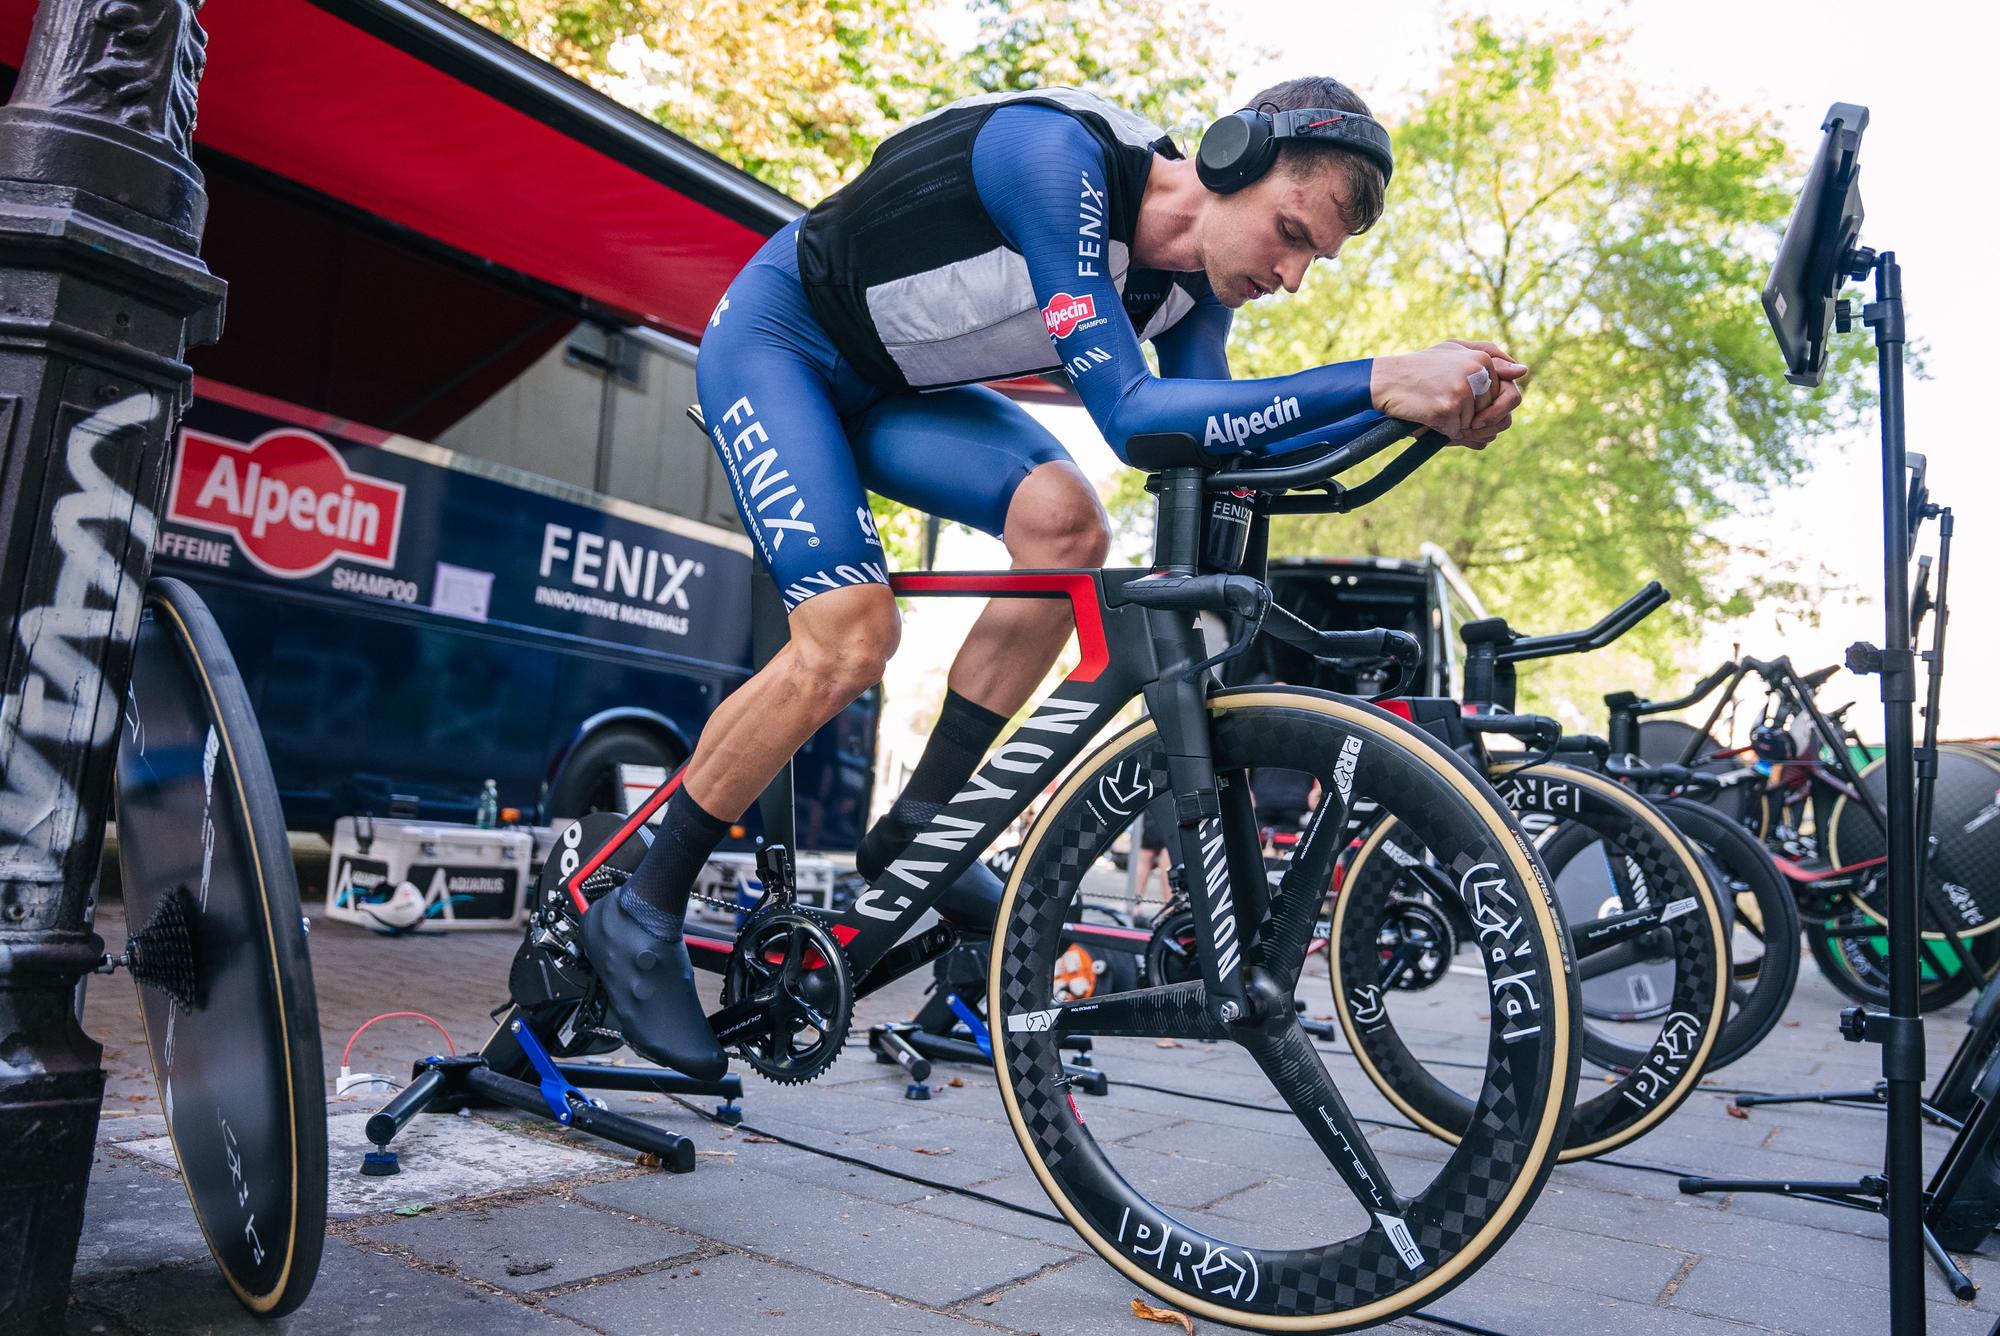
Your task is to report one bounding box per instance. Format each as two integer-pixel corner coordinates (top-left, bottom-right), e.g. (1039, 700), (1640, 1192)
(1195, 104), (1395, 195)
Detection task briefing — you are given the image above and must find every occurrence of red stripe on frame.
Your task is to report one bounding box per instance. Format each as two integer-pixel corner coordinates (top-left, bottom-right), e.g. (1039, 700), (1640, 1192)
(889, 572), (1107, 683)
(568, 768), (685, 914)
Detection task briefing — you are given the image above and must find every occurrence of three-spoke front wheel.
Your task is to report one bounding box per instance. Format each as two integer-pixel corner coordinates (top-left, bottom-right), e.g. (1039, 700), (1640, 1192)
(989, 691), (1578, 1331)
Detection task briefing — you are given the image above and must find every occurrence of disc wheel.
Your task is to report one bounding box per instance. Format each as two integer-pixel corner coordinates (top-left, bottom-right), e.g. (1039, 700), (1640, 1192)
(1803, 890), (2000, 1009)
(115, 578), (326, 1317)
(1829, 744), (2000, 939)
(991, 690), (1577, 1331)
(1334, 763), (1728, 1161)
(721, 909), (854, 1084)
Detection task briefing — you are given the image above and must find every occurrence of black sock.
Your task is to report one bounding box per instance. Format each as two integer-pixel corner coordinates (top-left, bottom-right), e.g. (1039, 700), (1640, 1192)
(621, 786), (731, 939)
(857, 690), (1009, 881)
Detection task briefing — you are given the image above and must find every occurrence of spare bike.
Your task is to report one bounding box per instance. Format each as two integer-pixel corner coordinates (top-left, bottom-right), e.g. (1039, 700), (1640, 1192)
(1609, 646), (1999, 1008)
(1323, 587), (1731, 1160)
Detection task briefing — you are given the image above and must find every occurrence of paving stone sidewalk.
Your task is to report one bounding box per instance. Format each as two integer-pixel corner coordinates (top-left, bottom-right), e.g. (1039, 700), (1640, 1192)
(62, 868), (2000, 1335)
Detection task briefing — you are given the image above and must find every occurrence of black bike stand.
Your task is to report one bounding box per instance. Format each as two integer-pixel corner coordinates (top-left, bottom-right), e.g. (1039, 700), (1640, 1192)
(1678, 106), (1962, 1328)
(1296, 1001), (1340, 1044)
(1733, 967), (1994, 1129)
(1734, 503), (1970, 1132)
(361, 1004), (743, 1175)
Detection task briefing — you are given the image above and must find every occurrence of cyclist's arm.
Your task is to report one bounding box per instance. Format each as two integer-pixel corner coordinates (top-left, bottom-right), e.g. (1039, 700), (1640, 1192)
(971, 105), (1380, 459)
(1150, 284), (1231, 379)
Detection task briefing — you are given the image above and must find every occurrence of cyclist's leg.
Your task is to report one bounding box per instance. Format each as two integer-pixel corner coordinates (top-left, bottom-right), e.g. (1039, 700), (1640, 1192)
(846, 386), (1107, 886)
(684, 257), (904, 820)
(584, 254), (895, 1074)
(852, 384), (1110, 714)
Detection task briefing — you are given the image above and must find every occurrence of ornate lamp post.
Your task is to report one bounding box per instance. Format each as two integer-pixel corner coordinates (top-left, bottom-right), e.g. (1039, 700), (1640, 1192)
(0, 2), (225, 1326)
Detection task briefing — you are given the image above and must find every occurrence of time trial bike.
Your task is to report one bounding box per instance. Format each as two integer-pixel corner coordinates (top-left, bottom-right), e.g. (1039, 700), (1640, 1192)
(526, 416), (1581, 1332)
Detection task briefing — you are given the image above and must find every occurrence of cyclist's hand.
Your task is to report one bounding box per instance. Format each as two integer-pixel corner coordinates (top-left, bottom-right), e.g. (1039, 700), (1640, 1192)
(1370, 341), (1523, 443)
(1372, 341), (1528, 448)
(1447, 340), (1529, 450)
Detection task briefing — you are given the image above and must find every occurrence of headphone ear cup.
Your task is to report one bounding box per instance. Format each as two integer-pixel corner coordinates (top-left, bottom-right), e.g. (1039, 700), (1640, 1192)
(1196, 110), (1272, 194)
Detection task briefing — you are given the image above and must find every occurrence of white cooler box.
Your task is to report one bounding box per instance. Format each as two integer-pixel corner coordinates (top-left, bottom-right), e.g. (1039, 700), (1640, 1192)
(327, 816), (533, 931)
(691, 849), (837, 918)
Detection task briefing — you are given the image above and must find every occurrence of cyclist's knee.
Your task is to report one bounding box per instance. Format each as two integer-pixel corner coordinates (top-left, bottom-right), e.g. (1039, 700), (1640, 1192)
(789, 585), (899, 699)
(1004, 463), (1110, 567)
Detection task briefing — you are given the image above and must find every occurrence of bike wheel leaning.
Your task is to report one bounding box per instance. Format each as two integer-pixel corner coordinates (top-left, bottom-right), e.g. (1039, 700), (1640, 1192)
(1539, 795), (1799, 1070)
(1332, 764), (1728, 1161)
(991, 690), (1577, 1331)
(115, 577), (328, 1317)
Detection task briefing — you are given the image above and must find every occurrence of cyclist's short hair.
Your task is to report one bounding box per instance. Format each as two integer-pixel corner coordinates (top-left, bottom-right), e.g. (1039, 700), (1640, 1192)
(1242, 76), (1386, 234)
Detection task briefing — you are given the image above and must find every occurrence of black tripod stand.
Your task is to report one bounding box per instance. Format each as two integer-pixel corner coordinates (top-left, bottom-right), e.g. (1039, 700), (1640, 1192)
(1677, 103), (1954, 1329)
(1729, 498), (1982, 1131)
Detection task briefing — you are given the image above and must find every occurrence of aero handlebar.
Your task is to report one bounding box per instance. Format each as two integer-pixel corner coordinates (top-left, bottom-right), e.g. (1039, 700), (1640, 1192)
(1207, 418), (1448, 499)
(1622, 660), (1740, 718)
(1496, 581), (1670, 665)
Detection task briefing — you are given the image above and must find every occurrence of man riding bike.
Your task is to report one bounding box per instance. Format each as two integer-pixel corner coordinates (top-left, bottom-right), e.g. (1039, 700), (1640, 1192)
(582, 75), (1530, 1078)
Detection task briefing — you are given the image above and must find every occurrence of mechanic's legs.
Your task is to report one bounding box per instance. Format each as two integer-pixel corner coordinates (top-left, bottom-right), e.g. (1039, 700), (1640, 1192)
(1130, 846), (1161, 918)
(855, 461), (1111, 880)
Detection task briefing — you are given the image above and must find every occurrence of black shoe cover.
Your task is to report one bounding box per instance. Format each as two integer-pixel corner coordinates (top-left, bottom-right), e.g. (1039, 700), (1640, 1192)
(935, 860), (1003, 937)
(582, 893), (727, 1079)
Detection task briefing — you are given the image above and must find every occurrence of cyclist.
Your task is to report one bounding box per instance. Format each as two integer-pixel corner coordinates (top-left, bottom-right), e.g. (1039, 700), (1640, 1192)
(584, 75), (1529, 1077)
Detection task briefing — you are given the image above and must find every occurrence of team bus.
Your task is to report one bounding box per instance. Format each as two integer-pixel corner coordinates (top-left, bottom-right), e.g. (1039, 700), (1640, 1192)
(0, 0), (879, 846)
(157, 376), (876, 847)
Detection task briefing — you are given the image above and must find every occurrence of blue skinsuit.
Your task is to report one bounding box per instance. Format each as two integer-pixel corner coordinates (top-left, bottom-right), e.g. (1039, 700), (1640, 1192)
(694, 103), (1381, 608)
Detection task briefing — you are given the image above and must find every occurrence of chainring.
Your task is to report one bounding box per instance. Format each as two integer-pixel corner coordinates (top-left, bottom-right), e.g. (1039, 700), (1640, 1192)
(1377, 892), (1457, 992)
(720, 908), (855, 1085)
(1141, 897), (1198, 988)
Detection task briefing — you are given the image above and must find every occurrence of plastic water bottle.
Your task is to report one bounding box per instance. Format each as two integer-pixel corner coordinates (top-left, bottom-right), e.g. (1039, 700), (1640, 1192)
(476, 779), (499, 829)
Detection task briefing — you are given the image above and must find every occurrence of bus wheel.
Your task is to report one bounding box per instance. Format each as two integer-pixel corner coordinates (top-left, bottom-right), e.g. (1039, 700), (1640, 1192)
(546, 725), (684, 821)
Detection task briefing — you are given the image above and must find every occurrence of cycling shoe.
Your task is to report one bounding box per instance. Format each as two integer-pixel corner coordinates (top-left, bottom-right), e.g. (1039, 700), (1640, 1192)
(582, 893), (728, 1079)
(935, 859), (1003, 937)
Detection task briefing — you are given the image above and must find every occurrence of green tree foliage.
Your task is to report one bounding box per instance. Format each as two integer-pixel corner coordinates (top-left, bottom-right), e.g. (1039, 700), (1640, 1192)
(953, 0), (1239, 137)
(1226, 18), (1871, 711)
(443, 0), (958, 200)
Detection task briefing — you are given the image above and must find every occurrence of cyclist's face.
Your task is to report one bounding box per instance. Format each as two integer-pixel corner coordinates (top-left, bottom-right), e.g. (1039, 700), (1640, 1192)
(1201, 163), (1353, 308)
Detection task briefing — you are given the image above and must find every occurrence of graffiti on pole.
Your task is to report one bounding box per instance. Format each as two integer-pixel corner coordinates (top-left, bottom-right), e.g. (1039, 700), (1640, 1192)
(0, 391), (158, 881)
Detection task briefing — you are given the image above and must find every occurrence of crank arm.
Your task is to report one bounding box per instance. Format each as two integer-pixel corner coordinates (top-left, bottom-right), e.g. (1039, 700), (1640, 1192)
(853, 923), (960, 999)
(706, 995), (772, 1046)
(1570, 904), (1670, 960)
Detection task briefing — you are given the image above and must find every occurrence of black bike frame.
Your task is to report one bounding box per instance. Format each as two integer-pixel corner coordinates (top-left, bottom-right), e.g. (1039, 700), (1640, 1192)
(561, 569), (1228, 984)
(549, 401), (1447, 1036)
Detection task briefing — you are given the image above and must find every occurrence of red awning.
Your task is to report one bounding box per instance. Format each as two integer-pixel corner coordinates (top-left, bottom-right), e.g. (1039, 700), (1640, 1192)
(0, 0), (797, 343)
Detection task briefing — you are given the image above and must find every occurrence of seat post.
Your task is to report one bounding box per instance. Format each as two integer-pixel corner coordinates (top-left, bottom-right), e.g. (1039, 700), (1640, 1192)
(1152, 467), (1205, 572)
